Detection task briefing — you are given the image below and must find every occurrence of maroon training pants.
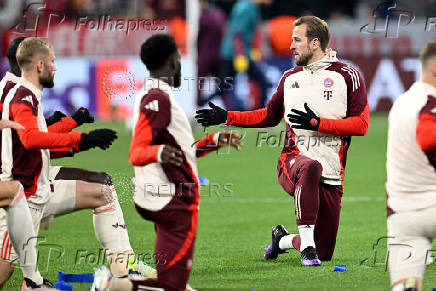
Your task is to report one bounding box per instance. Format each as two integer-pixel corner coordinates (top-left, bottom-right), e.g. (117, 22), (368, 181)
(277, 152), (343, 261)
(131, 196), (198, 291)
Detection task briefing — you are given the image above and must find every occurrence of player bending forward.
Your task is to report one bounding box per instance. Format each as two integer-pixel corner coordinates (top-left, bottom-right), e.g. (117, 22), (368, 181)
(92, 34), (242, 291)
(0, 37), (149, 288)
(386, 42), (436, 291)
(196, 16), (369, 266)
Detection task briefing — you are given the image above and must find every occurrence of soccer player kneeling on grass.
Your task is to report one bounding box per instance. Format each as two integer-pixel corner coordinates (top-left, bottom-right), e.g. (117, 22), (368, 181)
(0, 119), (53, 289)
(196, 16), (369, 266)
(91, 34), (243, 291)
(386, 42), (436, 291)
(0, 37), (147, 288)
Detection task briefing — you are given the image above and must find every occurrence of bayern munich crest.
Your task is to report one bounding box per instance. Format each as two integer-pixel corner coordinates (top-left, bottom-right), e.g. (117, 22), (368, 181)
(324, 78), (334, 88)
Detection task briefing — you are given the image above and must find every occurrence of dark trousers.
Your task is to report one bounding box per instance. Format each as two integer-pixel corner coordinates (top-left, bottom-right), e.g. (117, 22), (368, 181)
(277, 153), (343, 261)
(132, 197), (198, 291)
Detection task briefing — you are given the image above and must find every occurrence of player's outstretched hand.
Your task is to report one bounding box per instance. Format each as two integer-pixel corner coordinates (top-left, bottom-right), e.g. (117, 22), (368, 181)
(45, 111), (66, 126)
(195, 102), (227, 127)
(72, 107), (95, 126)
(0, 119), (24, 130)
(288, 103), (320, 131)
(79, 129), (117, 151)
(218, 130), (244, 151)
(160, 145), (183, 167)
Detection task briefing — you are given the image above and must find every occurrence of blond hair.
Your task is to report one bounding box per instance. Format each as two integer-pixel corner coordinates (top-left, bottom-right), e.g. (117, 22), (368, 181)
(420, 42), (436, 69)
(16, 37), (53, 69)
(294, 16), (330, 51)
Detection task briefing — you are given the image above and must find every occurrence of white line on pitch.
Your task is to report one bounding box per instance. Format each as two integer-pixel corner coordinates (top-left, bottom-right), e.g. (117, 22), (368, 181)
(199, 196), (385, 203)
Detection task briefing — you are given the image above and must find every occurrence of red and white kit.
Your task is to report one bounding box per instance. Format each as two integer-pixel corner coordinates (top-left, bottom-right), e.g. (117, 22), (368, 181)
(386, 81), (436, 284)
(226, 50), (369, 260)
(0, 73), (80, 262)
(129, 78), (220, 291)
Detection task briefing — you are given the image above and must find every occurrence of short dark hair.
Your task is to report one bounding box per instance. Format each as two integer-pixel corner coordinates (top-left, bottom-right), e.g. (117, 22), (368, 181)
(294, 16), (330, 51)
(419, 41), (436, 69)
(6, 37), (27, 76)
(140, 34), (178, 71)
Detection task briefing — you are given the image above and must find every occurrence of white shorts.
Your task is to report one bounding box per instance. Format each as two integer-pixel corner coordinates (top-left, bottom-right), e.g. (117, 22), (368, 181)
(0, 170), (76, 263)
(387, 205), (436, 285)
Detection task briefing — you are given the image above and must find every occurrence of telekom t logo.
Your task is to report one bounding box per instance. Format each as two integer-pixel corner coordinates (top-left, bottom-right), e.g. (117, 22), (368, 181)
(9, 2), (65, 38)
(360, 2), (415, 38)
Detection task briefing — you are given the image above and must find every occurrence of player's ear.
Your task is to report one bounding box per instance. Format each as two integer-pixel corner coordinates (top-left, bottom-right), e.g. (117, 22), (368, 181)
(36, 59), (44, 73)
(431, 59), (436, 77)
(311, 38), (320, 50)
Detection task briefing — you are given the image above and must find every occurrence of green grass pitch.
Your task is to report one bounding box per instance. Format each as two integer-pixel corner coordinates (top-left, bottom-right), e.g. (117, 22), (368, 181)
(4, 114), (436, 290)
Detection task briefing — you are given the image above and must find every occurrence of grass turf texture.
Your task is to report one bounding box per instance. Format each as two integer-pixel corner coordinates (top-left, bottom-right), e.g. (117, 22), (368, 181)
(4, 114), (436, 290)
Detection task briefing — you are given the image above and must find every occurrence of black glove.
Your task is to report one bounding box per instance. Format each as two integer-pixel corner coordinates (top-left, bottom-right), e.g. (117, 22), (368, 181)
(72, 107), (94, 127)
(79, 129), (117, 151)
(45, 111), (66, 126)
(195, 102), (227, 127)
(287, 103), (320, 131)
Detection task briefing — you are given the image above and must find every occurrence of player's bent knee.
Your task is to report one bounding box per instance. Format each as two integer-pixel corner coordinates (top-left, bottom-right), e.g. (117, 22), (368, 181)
(89, 171), (113, 186)
(76, 181), (113, 209)
(92, 184), (117, 211)
(0, 181), (21, 199)
(304, 160), (323, 176)
(0, 181), (23, 207)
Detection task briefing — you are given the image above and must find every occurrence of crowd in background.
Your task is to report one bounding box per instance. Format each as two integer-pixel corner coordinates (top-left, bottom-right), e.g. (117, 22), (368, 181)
(0, 0), (435, 111)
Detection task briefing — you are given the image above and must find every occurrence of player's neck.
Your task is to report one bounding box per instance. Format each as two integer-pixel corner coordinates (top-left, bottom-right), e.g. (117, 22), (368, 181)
(307, 51), (326, 66)
(421, 73), (436, 89)
(21, 72), (43, 91)
(150, 72), (174, 87)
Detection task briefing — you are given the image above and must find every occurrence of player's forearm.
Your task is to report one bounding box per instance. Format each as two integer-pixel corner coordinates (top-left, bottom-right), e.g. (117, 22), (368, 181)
(318, 106), (369, 136)
(47, 117), (77, 133)
(18, 129), (82, 150)
(318, 116), (368, 136)
(50, 148), (75, 159)
(416, 114), (436, 151)
(196, 133), (219, 157)
(226, 108), (282, 128)
(129, 145), (162, 166)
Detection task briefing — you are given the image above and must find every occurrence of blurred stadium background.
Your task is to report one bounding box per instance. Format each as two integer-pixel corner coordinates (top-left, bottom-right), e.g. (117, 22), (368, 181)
(1, 0), (436, 290)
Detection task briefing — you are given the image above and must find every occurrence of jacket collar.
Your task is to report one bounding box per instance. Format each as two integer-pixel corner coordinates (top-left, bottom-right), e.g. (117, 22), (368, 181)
(145, 77), (173, 96)
(4, 72), (20, 84)
(417, 81), (436, 94)
(19, 77), (43, 101)
(303, 49), (338, 72)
